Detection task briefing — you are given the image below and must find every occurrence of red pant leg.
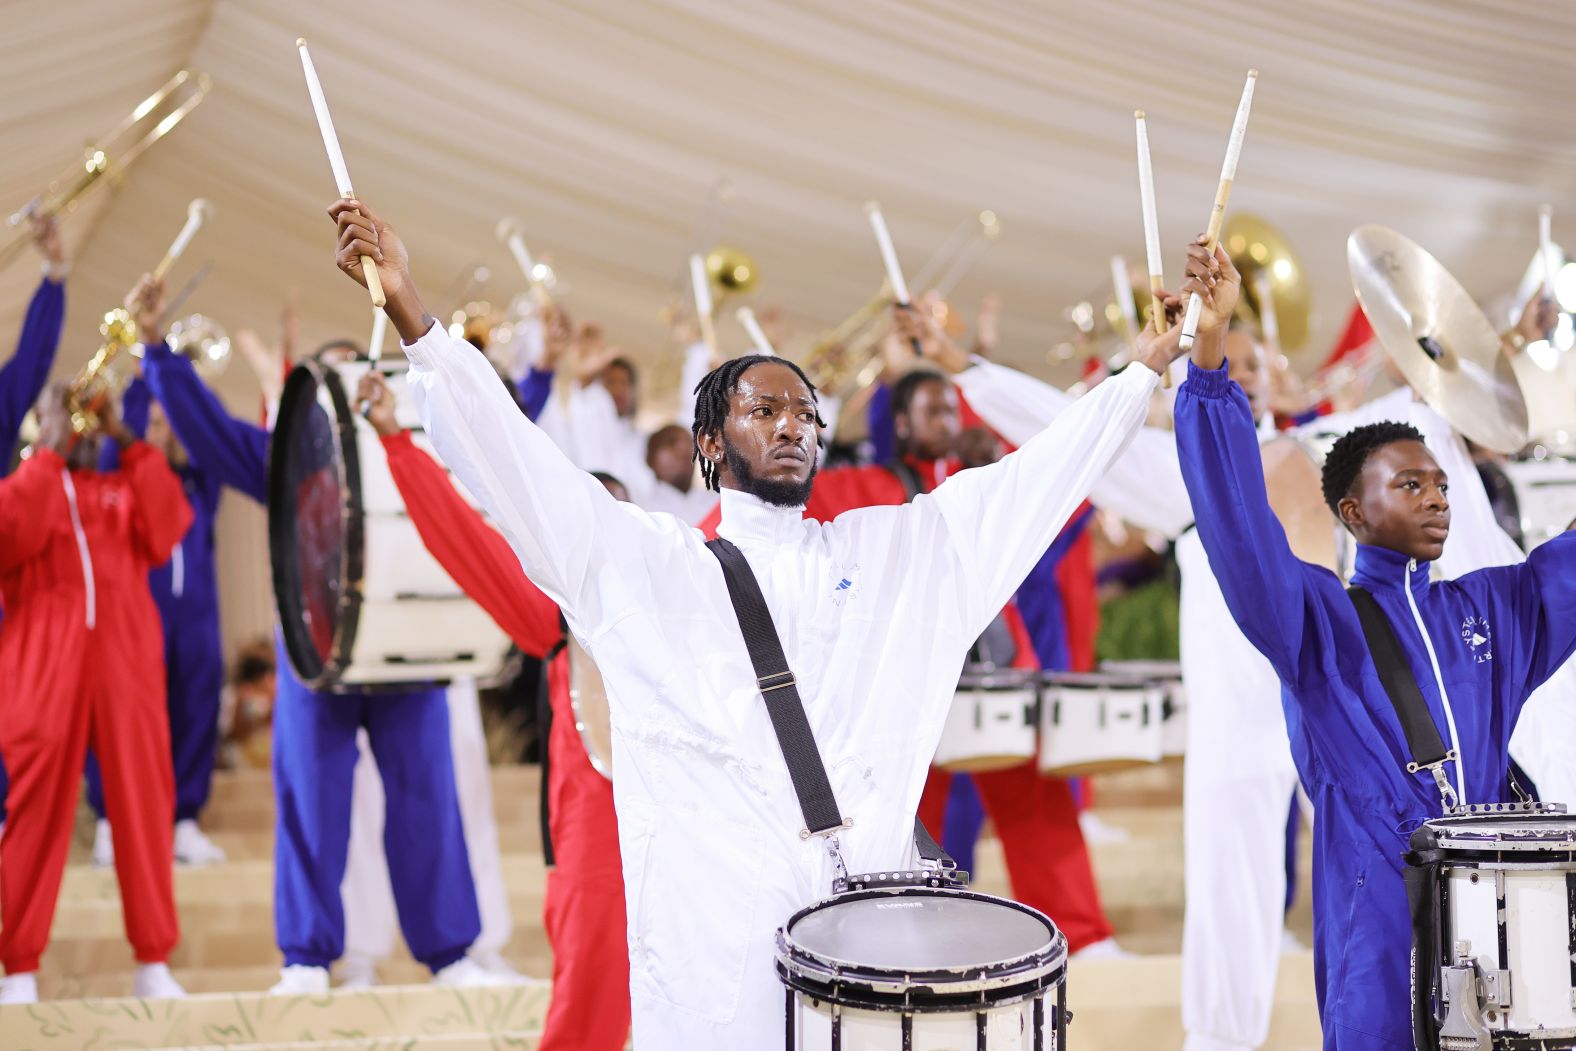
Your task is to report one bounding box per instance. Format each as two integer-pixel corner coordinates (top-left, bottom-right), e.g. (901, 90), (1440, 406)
(917, 767), (952, 842)
(538, 653), (629, 1051)
(0, 617), (90, 974)
(973, 763), (1114, 951)
(88, 607), (178, 965)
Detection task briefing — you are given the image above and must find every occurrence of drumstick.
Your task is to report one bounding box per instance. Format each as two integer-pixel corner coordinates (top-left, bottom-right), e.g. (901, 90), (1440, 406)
(1135, 111), (1175, 387)
(154, 199), (213, 282)
(690, 253), (718, 358)
(297, 38), (385, 308)
(496, 217), (552, 309)
(368, 303), (387, 363)
(1180, 70), (1257, 352)
(1110, 255), (1139, 350)
(1540, 204), (1559, 303)
(865, 201), (925, 356)
(736, 306), (774, 355)
(1254, 269), (1280, 350)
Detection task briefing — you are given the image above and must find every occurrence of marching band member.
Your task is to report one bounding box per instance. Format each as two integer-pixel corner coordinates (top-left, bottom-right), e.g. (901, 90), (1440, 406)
(0, 214), (68, 841)
(87, 379), (228, 868)
(134, 305), (499, 994)
(328, 195), (1182, 1047)
(1172, 236), (1576, 1050)
(799, 333), (1121, 957)
(0, 278), (191, 1004)
(357, 368), (631, 1050)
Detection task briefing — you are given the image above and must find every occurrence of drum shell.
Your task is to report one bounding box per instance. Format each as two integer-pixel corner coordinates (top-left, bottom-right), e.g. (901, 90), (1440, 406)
(933, 672), (1039, 774)
(1498, 456), (1576, 553)
(268, 359), (514, 690)
(1037, 672), (1164, 777)
(1101, 660), (1186, 760)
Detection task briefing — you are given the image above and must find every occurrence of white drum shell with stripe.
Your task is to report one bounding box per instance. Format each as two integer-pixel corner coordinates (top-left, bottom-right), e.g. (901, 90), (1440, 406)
(1038, 673), (1164, 777)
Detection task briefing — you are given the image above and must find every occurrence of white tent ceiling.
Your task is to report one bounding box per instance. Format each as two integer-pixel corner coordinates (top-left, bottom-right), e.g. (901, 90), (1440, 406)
(4, 0), (1576, 407)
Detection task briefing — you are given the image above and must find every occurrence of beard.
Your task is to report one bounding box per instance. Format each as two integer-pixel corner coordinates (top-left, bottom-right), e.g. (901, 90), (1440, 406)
(723, 433), (818, 508)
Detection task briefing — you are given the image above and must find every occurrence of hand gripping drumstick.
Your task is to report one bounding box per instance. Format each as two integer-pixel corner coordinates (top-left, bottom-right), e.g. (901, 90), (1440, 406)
(690, 253), (719, 358)
(298, 38), (385, 308)
(736, 306), (775, 355)
(356, 307), (388, 417)
(154, 198), (213, 282)
(496, 217), (553, 310)
(864, 201), (923, 356)
(1179, 70), (1257, 352)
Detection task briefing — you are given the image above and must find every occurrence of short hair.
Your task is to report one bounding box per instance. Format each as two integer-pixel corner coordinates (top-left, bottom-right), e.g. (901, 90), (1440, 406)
(311, 338), (364, 362)
(1320, 420), (1427, 514)
(690, 355), (824, 493)
(590, 470), (624, 490)
(233, 638), (276, 685)
(646, 423), (690, 459)
(605, 357), (637, 384)
(891, 368), (949, 418)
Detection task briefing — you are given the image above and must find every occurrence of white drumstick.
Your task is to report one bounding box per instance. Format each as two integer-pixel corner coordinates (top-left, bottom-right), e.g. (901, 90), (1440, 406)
(1111, 255), (1139, 348)
(736, 306), (774, 355)
(154, 198), (213, 281)
(368, 303), (387, 363)
(297, 38), (384, 307)
(690, 253), (718, 356)
(864, 201), (911, 305)
(496, 218), (551, 307)
(1135, 111), (1167, 335)
(1540, 204), (1559, 301)
(1254, 270), (1279, 349)
(1180, 70), (1257, 351)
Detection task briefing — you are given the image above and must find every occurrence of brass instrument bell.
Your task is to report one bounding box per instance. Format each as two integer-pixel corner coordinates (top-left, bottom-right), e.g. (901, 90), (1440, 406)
(167, 313), (231, 377)
(69, 308), (139, 434)
(704, 246), (758, 296)
(1222, 213), (1310, 351)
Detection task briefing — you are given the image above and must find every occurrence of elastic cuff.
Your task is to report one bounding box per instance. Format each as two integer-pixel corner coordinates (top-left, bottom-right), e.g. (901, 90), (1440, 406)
(283, 951), (333, 969)
(378, 431), (415, 452)
(1184, 357), (1232, 397)
(400, 319), (445, 368)
(4, 956), (40, 975)
(422, 945), (470, 975)
(133, 949), (172, 966)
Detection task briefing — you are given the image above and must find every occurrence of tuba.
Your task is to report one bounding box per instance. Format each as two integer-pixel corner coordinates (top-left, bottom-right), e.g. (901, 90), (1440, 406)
(1221, 213), (1310, 352)
(167, 314), (231, 378)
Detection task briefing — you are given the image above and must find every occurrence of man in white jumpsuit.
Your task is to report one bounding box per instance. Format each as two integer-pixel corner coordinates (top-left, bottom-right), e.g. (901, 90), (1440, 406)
(326, 197), (1187, 1048)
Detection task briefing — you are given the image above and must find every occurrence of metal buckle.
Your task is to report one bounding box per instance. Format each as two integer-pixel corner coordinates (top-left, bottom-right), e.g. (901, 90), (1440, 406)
(1406, 751), (1461, 813)
(757, 670), (796, 694)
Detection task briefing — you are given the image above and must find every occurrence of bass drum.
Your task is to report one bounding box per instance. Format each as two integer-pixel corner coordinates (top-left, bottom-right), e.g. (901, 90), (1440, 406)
(268, 358), (513, 691)
(567, 635), (613, 779)
(1262, 433), (1348, 576)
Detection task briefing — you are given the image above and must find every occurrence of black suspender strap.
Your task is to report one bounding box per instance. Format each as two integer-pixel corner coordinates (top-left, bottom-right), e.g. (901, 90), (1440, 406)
(885, 459), (925, 503)
(1346, 585), (1458, 813)
(707, 536), (848, 839)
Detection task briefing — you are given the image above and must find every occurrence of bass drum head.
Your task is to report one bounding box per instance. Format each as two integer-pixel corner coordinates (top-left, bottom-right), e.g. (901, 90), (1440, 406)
(268, 360), (364, 691)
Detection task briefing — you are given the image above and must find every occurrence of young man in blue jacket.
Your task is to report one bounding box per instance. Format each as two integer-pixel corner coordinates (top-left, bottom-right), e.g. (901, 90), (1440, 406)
(1171, 237), (1576, 1050)
(133, 279), (496, 993)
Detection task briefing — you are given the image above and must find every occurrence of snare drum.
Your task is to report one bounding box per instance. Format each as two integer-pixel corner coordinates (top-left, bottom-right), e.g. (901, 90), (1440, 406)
(779, 885), (1068, 1049)
(268, 358), (514, 690)
(933, 670), (1039, 773)
(1415, 807), (1576, 1046)
(1038, 671), (1164, 777)
(1101, 659), (1185, 760)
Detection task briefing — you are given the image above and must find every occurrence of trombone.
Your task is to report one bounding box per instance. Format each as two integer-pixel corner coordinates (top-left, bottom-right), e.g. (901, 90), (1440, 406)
(1, 69), (210, 270)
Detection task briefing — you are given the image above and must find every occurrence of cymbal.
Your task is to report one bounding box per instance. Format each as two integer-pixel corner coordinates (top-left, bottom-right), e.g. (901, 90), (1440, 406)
(1347, 226), (1529, 454)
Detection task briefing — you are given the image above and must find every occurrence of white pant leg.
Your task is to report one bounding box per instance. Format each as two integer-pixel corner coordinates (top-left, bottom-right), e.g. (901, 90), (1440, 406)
(341, 730), (399, 962)
(447, 678), (512, 955)
(1510, 657), (1576, 807)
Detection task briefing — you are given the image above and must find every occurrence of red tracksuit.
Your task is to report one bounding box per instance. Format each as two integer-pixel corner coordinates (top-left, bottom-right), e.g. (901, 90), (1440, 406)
(0, 443), (192, 974)
(381, 433), (629, 1051)
(803, 459), (1115, 951)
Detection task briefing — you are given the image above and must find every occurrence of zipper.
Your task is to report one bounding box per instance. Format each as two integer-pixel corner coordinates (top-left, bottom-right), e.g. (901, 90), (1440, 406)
(1405, 557), (1466, 805)
(60, 470), (96, 630)
(172, 542), (184, 598)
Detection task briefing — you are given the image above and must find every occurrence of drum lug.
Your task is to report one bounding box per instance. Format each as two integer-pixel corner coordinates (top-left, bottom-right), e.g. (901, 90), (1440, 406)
(1437, 948), (1494, 1051)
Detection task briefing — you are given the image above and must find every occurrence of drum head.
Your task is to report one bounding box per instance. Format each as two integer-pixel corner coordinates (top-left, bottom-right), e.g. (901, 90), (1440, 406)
(268, 360), (363, 691)
(1428, 810), (1576, 859)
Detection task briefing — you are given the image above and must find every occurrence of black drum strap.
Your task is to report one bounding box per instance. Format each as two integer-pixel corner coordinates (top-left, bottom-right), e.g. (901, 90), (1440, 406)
(706, 536), (951, 867)
(1347, 586), (1458, 812)
(537, 624), (569, 869)
(1403, 824), (1446, 1051)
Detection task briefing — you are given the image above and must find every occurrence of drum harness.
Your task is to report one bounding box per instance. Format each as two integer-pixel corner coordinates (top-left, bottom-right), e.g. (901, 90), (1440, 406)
(1347, 586), (1541, 1051)
(706, 536), (964, 895)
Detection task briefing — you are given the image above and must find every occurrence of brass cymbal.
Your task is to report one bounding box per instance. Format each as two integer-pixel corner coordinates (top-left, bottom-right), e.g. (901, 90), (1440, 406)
(1347, 225), (1529, 454)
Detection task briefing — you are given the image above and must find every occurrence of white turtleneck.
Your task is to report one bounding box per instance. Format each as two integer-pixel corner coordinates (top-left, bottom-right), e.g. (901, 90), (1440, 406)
(402, 322), (1157, 1050)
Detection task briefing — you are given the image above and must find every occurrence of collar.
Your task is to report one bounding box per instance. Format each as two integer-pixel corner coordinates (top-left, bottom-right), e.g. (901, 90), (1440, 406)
(715, 485), (806, 547)
(1350, 543), (1432, 602)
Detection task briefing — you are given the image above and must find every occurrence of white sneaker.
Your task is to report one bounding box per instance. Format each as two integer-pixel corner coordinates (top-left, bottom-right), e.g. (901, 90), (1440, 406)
(336, 954), (380, 989)
(0, 972), (38, 1005)
(1070, 937), (1135, 961)
(1281, 928), (1309, 954)
(132, 963), (186, 999)
(1077, 811), (1132, 844)
(468, 948), (526, 982)
(173, 819), (226, 866)
(92, 819), (114, 868)
(268, 965), (331, 995)
(432, 956), (514, 988)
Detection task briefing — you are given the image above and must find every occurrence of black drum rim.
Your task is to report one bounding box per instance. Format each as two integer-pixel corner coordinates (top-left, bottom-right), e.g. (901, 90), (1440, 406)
(267, 360), (365, 691)
(776, 887), (1068, 1009)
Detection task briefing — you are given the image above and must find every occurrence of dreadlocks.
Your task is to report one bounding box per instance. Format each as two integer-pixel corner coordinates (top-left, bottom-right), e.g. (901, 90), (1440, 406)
(1320, 420), (1427, 515)
(691, 355), (825, 493)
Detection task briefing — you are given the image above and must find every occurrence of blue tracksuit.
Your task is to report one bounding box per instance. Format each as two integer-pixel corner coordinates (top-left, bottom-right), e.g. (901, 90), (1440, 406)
(1175, 359), (1576, 1049)
(0, 276), (65, 822)
(88, 376), (227, 823)
(145, 344), (481, 972)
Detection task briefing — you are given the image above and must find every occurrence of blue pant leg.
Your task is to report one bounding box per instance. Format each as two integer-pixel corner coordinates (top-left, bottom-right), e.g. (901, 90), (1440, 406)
(272, 649), (364, 969)
(364, 687), (479, 973)
(942, 773), (986, 873)
(84, 750), (106, 818)
(0, 746), (7, 823)
(167, 609), (225, 821)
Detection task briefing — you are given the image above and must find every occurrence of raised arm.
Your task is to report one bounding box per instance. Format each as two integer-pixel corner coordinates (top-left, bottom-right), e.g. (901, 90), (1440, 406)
(1464, 530), (1576, 707)
(120, 440), (193, 566)
(329, 199), (676, 631)
(954, 359), (1193, 538)
(142, 341), (269, 503)
(0, 276), (65, 469)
